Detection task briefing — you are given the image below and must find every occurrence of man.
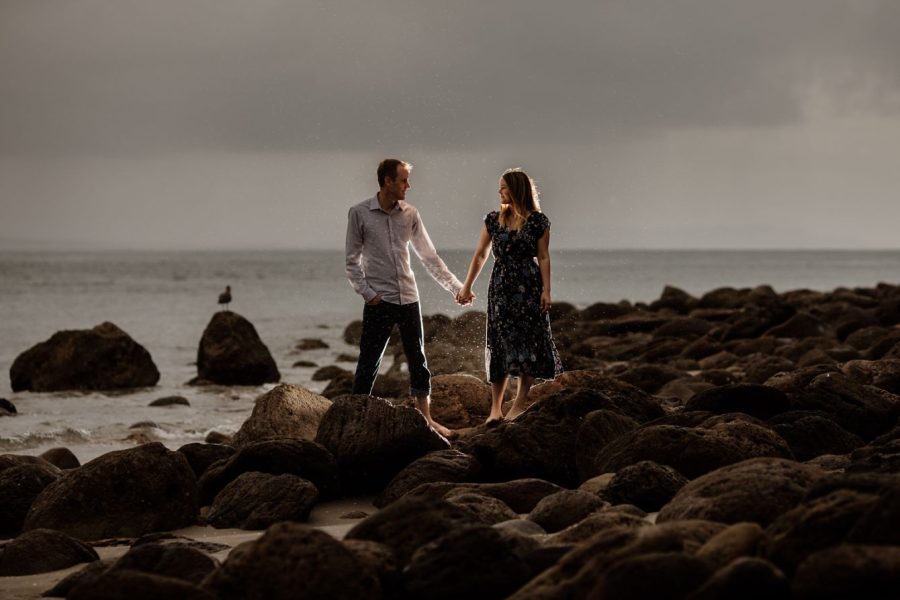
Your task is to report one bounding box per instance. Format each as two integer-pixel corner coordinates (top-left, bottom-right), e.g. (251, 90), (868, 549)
(345, 158), (468, 438)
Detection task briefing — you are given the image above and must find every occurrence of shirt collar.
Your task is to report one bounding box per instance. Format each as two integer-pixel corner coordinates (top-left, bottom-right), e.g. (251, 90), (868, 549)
(369, 194), (406, 213)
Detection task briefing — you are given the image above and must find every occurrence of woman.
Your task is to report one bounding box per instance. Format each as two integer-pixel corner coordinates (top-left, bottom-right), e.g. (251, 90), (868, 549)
(456, 168), (563, 423)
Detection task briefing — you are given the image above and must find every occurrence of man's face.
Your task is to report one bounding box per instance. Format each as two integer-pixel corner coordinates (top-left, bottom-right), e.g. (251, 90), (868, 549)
(386, 165), (411, 201)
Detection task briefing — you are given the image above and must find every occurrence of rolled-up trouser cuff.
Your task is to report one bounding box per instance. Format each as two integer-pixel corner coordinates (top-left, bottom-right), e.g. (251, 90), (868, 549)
(409, 386), (431, 398)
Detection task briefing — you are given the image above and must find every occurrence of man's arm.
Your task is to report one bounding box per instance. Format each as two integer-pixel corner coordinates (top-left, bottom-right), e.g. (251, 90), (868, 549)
(345, 207), (378, 302)
(409, 209), (464, 296)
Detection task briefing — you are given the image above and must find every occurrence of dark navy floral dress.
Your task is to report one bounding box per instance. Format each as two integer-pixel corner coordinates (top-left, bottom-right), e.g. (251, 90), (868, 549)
(484, 210), (563, 383)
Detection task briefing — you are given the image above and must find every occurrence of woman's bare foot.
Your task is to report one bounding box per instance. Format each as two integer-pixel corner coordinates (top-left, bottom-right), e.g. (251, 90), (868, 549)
(506, 400), (531, 421)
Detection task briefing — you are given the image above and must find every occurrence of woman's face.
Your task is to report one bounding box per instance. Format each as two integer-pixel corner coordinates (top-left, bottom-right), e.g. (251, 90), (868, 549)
(498, 177), (512, 206)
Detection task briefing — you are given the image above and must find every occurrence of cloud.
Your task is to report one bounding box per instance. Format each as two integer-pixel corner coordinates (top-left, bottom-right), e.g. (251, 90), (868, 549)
(2, 0), (900, 157)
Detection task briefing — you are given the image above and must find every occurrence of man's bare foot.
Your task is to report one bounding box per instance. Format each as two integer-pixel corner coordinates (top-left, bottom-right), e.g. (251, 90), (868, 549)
(484, 415), (505, 427)
(428, 419), (456, 439)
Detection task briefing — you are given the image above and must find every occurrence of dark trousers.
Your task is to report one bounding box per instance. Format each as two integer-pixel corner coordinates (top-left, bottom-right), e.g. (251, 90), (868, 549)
(352, 301), (431, 397)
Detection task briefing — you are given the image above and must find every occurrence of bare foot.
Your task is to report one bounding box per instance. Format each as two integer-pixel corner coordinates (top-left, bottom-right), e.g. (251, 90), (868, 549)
(428, 419), (456, 439)
(484, 415), (505, 427)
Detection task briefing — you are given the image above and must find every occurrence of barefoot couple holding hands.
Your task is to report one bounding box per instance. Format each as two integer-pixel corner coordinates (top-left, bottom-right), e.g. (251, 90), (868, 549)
(345, 158), (563, 439)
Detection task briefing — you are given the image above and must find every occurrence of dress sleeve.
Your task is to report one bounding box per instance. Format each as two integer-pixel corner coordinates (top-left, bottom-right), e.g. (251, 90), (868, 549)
(531, 212), (550, 237)
(484, 212), (496, 235)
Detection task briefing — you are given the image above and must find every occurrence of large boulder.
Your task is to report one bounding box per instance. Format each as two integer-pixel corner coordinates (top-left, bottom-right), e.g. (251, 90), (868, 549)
(527, 371), (665, 424)
(0, 528), (98, 576)
(202, 522), (376, 600)
(70, 570), (216, 600)
(791, 544), (900, 599)
(526, 489), (608, 533)
(194, 311), (280, 385)
(24, 443), (199, 540)
(462, 387), (656, 487)
(399, 478), (565, 514)
(0, 461), (60, 537)
(314, 395), (450, 494)
(198, 438), (338, 504)
(231, 384), (331, 448)
(592, 415), (794, 480)
(375, 449), (481, 508)
(684, 384), (790, 420)
(206, 472), (319, 530)
(10, 322), (159, 392)
(345, 496), (480, 565)
(575, 409), (641, 482)
(177, 443), (236, 479)
(604, 460), (689, 512)
(768, 411), (865, 461)
(657, 458), (826, 526)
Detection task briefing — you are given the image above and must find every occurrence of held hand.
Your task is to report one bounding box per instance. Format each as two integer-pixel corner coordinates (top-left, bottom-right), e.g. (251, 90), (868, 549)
(366, 294), (382, 306)
(456, 289), (476, 306)
(540, 290), (552, 313)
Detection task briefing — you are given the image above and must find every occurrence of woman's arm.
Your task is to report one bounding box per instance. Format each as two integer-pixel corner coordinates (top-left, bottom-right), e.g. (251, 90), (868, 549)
(457, 225), (492, 304)
(536, 227), (552, 312)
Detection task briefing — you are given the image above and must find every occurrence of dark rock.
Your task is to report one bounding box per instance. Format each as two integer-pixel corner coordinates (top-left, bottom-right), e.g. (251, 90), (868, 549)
(528, 370), (665, 423)
(42, 558), (114, 598)
(129, 420), (159, 429)
(685, 384), (790, 420)
(764, 487), (883, 571)
(403, 525), (534, 600)
(400, 478), (565, 513)
(527, 489), (608, 533)
(177, 443), (236, 479)
(605, 460), (688, 512)
(769, 411), (865, 461)
(0, 397), (16, 415)
(322, 371), (354, 398)
(689, 557), (789, 600)
(0, 453), (53, 473)
(149, 395), (190, 407)
(698, 369), (740, 387)
(546, 507), (649, 545)
(294, 338), (328, 350)
(343, 319), (364, 345)
(782, 370), (900, 440)
(202, 522), (374, 599)
(796, 348), (838, 368)
(292, 360), (317, 368)
(0, 528), (98, 576)
(842, 359), (900, 395)
(206, 471), (318, 529)
(580, 301), (634, 320)
(680, 336), (725, 360)
(10, 322), (159, 392)
(198, 438), (337, 505)
(615, 363), (686, 394)
(743, 354), (795, 384)
(314, 395), (449, 494)
(463, 388), (640, 487)
(0, 461), (60, 536)
(652, 317), (712, 340)
(725, 337), (779, 357)
(336, 352), (359, 362)
(764, 312), (826, 339)
(637, 337), (690, 362)
(588, 551), (712, 600)
(575, 409), (641, 482)
(846, 439), (900, 474)
(698, 351), (739, 370)
(311, 365), (349, 381)
(657, 377), (715, 403)
(204, 431), (232, 445)
(194, 311), (280, 385)
(775, 337), (837, 363)
(791, 544), (900, 599)
(231, 384), (331, 448)
(111, 541), (219, 584)
(658, 458), (825, 526)
(345, 496), (480, 565)
(695, 522), (767, 569)
(844, 325), (889, 350)
(70, 569), (217, 600)
(39, 447), (81, 469)
(650, 285), (698, 313)
(593, 416), (794, 480)
(375, 449), (481, 508)
(24, 442), (199, 540)
(443, 490), (519, 524)
(342, 539), (400, 600)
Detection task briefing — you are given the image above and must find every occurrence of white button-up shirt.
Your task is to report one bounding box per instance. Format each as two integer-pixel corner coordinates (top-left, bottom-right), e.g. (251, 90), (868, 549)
(345, 195), (463, 305)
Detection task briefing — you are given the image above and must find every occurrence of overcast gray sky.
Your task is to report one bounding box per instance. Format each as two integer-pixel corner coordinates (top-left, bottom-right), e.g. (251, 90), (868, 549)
(2, 0), (900, 250)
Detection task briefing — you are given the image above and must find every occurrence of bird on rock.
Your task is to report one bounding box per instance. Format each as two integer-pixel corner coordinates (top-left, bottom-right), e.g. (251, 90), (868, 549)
(218, 285), (232, 311)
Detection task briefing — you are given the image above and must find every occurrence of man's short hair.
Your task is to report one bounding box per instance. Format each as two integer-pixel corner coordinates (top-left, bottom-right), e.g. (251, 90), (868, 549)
(377, 159), (413, 188)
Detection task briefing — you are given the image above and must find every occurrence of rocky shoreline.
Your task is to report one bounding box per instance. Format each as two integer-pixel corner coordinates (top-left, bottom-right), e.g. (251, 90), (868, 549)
(2, 281), (900, 598)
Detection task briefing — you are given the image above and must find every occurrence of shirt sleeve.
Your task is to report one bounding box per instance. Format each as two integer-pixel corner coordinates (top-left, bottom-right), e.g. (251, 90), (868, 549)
(409, 209), (464, 295)
(345, 206), (378, 302)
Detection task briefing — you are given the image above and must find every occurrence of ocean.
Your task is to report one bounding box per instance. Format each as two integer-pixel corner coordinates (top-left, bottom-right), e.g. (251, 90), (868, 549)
(2, 249), (899, 463)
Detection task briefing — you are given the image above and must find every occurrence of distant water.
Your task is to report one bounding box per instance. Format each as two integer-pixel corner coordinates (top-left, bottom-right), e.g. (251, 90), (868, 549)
(1, 249), (899, 462)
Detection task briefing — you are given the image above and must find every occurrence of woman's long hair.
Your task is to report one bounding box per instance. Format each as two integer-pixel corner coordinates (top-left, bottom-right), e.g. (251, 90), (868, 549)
(500, 168), (541, 230)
